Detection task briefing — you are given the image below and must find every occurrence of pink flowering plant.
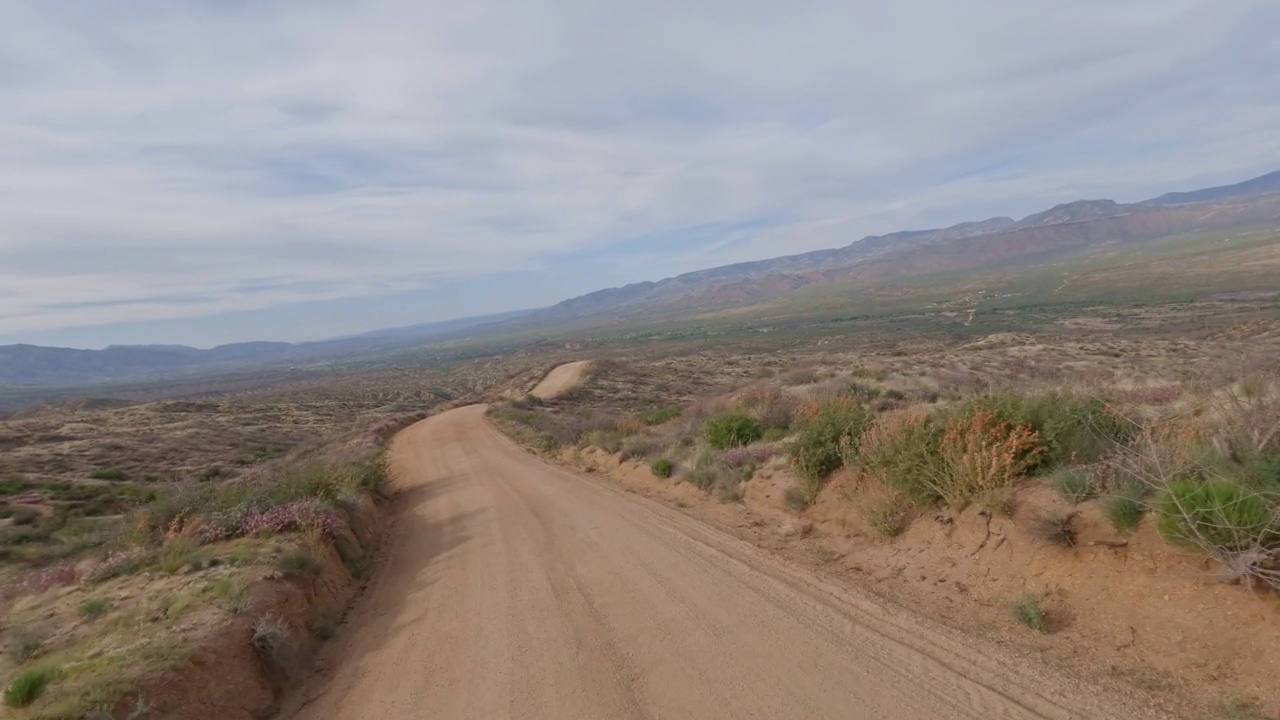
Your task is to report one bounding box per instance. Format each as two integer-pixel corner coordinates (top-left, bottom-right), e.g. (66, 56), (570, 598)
(3, 563), (79, 599)
(197, 499), (346, 543)
(720, 443), (780, 469)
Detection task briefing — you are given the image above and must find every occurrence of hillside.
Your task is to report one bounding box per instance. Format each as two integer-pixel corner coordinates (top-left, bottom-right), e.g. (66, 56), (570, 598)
(532, 168), (1280, 320)
(6, 167), (1280, 388)
(0, 311), (521, 386)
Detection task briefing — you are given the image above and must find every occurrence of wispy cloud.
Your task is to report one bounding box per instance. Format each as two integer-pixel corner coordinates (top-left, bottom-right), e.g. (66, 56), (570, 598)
(2, 0), (1279, 346)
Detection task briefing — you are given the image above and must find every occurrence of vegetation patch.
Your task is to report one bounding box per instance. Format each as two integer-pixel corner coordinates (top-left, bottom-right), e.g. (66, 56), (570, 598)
(5, 665), (55, 708)
(1030, 511), (1077, 548)
(788, 398), (871, 482)
(1157, 479), (1277, 552)
(1009, 595), (1048, 633)
(704, 413), (763, 450)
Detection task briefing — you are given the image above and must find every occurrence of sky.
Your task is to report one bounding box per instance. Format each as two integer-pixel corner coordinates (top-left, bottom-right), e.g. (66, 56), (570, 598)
(2, 0), (1279, 349)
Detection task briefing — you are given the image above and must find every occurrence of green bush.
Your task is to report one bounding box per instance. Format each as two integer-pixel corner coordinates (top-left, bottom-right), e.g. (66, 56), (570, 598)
(865, 499), (909, 538)
(1156, 479), (1277, 551)
(788, 400), (871, 481)
(986, 393), (1135, 470)
(90, 468), (128, 482)
(0, 478), (26, 496)
(278, 552), (315, 575)
(704, 413), (763, 450)
(5, 666), (53, 708)
(638, 407), (680, 426)
(158, 536), (201, 575)
(78, 597), (111, 621)
(650, 458), (674, 479)
(580, 429), (624, 453)
(1105, 491), (1146, 533)
(855, 412), (948, 505)
(1010, 595), (1047, 633)
(1201, 448), (1280, 494)
(1053, 467), (1097, 504)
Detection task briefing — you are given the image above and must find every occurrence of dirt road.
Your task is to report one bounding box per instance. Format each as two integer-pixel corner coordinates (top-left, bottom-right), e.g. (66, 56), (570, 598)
(529, 361), (591, 399)
(289, 405), (1145, 720)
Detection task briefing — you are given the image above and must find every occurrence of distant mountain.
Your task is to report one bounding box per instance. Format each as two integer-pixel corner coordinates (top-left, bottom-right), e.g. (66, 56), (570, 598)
(0, 311), (525, 386)
(6, 167), (1280, 388)
(533, 168), (1280, 321)
(1142, 169), (1280, 207)
(1014, 199), (1125, 228)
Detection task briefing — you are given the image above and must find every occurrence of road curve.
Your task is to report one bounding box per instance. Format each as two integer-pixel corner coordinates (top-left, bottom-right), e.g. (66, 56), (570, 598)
(529, 361), (591, 399)
(289, 406), (1137, 720)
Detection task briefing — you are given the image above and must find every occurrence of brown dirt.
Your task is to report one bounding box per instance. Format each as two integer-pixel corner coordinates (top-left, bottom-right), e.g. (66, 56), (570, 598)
(529, 360), (591, 399)
(283, 406), (1163, 720)
(561, 449), (1280, 719)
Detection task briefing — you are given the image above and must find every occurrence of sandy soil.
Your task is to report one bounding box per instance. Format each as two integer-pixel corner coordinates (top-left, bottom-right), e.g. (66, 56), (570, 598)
(529, 360), (591, 399)
(284, 405), (1163, 720)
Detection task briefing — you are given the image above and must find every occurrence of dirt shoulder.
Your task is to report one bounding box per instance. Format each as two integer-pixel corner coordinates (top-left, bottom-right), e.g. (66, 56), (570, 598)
(554, 445), (1280, 720)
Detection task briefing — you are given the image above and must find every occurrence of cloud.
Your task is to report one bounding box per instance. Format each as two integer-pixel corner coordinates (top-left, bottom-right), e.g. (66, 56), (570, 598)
(2, 0), (1279, 345)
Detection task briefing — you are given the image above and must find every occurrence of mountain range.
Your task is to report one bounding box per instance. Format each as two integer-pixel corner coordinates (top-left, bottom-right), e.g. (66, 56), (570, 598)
(4, 168), (1280, 388)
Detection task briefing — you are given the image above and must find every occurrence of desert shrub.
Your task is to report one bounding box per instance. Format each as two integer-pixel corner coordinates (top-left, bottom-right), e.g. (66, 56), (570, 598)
(278, 552), (315, 575)
(210, 577), (251, 614)
(856, 410), (948, 505)
(712, 473), (746, 503)
(1156, 479), (1278, 551)
(638, 406), (680, 426)
(1053, 467), (1097, 504)
(865, 498), (909, 538)
(84, 548), (154, 584)
(788, 398), (871, 481)
(784, 484), (814, 511)
(1030, 511), (1077, 547)
(251, 614), (292, 662)
(720, 443), (779, 469)
(761, 427), (789, 443)
(1009, 595), (1047, 633)
(739, 388), (798, 431)
(929, 403), (1040, 506)
(650, 458), (674, 479)
(986, 392), (1134, 469)
(1104, 482), (1148, 533)
(90, 468), (128, 482)
(5, 666), (54, 708)
(1197, 446), (1280, 494)
(158, 536), (201, 574)
(78, 597), (111, 621)
(619, 434), (666, 462)
(704, 413), (763, 450)
(580, 429), (624, 454)
(0, 478), (26, 495)
(781, 369), (820, 386)
(684, 454), (720, 492)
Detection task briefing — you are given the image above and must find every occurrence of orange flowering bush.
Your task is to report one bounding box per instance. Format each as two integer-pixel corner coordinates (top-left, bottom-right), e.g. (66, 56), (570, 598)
(935, 406), (1041, 506)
